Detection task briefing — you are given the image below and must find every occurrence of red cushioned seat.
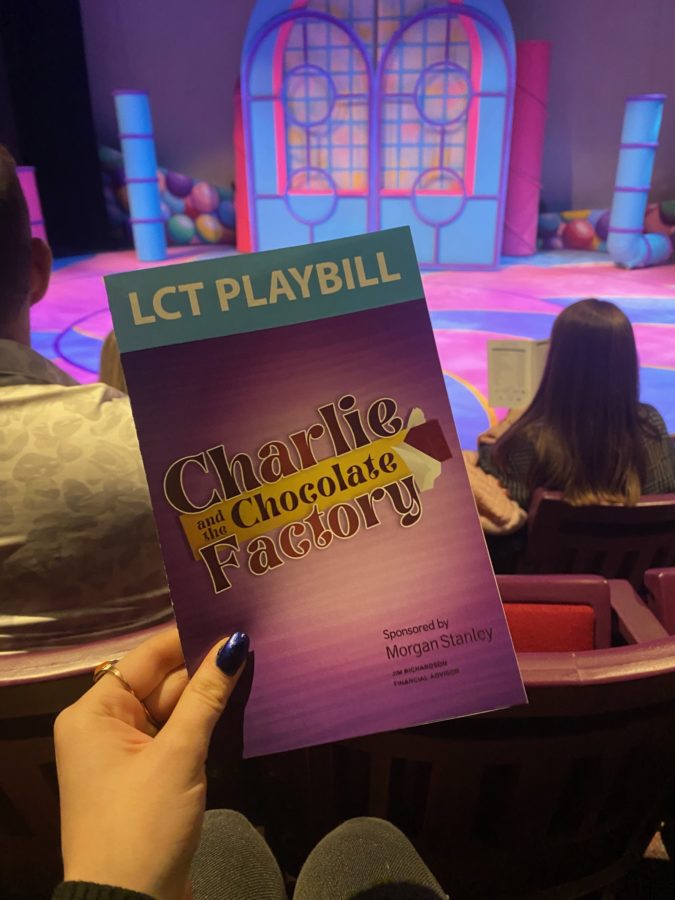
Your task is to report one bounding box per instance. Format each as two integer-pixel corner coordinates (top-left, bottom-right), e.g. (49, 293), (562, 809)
(504, 602), (596, 652)
(497, 573), (613, 649)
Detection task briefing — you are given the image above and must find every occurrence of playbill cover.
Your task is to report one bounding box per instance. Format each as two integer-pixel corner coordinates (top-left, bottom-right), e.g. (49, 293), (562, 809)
(105, 227), (526, 757)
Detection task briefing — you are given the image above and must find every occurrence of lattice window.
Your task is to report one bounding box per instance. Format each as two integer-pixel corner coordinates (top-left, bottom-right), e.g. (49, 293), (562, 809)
(310, 0), (464, 65)
(281, 13), (370, 193)
(380, 12), (473, 192)
(272, 1), (479, 197)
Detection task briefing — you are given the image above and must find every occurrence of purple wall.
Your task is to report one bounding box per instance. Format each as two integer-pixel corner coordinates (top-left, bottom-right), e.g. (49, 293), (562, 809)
(79, 0), (255, 188)
(79, 0), (675, 210)
(508, 0), (675, 210)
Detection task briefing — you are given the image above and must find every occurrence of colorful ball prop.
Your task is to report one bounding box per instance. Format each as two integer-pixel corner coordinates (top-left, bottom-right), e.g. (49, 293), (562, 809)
(190, 181), (219, 214)
(195, 213), (225, 243)
(164, 191), (186, 215)
(561, 219), (596, 250)
(184, 196), (201, 220)
(644, 206), (658, 232)
(217, 198), (235, 229)
(595, 210), (610, 242)
(168, 213), (196, 244)
(165, 170), (194, 198)
(659, 199), (675, 226)
(538, 212), (561, 237)
(100, 143), (236, 248)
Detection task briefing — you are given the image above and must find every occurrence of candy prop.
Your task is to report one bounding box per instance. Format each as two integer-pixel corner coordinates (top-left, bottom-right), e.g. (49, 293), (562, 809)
(100, 146), (236, 248)
(113, 90), (167, 261)
(502, 41), (551, 256)
(608, 94), (672, 269)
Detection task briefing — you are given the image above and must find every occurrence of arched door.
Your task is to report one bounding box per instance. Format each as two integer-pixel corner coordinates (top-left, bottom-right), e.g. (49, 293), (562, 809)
(376, 6), (512, 267)
(243, 10), (373, 250)
(242, 2), (514, 266)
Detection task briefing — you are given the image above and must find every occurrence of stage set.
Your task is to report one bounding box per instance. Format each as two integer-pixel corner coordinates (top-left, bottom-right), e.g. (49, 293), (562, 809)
(29, 0), (675, 448)
(34, 249), (675, 449)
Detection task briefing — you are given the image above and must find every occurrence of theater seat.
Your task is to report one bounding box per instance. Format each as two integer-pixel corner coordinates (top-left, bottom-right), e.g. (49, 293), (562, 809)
(519, 490), (675, 590)
(271, 598), (675, 899)
(497, 573), (667, 651)
(503, 603), (595, 652)
(0, 621), (174, 896)
(338, 635), (675, 898)
(644, 567), (675, 633)
(497, 574), (613, 651)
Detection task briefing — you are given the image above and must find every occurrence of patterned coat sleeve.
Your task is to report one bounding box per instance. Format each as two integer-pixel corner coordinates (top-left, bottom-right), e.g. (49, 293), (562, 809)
(640, 404), (675, 495)
(477, 437), (536, 510)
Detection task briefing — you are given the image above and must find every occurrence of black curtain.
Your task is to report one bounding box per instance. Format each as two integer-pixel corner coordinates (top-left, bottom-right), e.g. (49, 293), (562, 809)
(0, 0), (110, 255)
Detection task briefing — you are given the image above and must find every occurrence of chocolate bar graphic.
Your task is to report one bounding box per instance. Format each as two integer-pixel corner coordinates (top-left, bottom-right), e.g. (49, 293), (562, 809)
(394, 418), (451, 492)
(402, 419), (452, 462)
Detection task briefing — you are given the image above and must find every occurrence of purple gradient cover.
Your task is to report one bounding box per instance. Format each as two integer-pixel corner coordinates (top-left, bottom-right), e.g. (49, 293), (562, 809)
(106, 228), (526, 757)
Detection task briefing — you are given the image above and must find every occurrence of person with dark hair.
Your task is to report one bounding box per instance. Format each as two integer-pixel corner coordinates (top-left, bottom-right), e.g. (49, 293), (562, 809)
(0, 146), (171, 649)
(479, 298), (675, 510)
(52, 627), (449, 900)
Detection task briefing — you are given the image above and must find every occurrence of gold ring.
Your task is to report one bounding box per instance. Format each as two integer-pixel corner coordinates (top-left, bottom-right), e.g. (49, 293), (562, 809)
(93, 659), (160, 730)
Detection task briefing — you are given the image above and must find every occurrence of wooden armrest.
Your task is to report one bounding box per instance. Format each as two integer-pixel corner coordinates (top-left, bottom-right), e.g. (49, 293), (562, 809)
(609, 579), (668, 644)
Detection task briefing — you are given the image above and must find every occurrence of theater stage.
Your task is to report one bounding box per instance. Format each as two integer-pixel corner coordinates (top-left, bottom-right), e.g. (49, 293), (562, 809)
(35, 247), (675, 449)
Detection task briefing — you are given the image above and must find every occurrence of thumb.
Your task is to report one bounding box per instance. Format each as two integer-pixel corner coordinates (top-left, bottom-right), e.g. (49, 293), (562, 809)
(158, 632), (250, 761)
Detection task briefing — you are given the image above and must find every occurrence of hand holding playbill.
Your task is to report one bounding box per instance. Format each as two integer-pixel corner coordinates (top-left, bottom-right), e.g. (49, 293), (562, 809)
(55, 627), (248, 900)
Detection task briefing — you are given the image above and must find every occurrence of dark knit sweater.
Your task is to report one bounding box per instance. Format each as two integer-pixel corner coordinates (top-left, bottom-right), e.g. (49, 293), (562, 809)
(52, 884), (153, 900)
(479, 403), (675, 510)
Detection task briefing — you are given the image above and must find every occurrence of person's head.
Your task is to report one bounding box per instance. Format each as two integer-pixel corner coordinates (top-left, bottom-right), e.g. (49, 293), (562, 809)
(0, 145), (51, 343)
(495, 298), (650, 505)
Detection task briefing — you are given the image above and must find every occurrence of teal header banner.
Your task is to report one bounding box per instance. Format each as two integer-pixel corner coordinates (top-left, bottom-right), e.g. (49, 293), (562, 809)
(105, 227), (424, 353)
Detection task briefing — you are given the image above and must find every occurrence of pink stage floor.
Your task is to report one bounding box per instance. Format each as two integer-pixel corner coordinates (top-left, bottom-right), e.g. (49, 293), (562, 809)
(35, 246), (675, 448)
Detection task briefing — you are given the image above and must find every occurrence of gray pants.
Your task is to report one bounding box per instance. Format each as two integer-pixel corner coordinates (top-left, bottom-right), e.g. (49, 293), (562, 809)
(191, 810), (448, 900)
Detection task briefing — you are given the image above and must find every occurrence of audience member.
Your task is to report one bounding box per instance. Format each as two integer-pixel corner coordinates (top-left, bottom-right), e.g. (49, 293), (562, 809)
(0, 146), (171, 650)
(479, 298), (675, 510)
(99, 330), (128, 393)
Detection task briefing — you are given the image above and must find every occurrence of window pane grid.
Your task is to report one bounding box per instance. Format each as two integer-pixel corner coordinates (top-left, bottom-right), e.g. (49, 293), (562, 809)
(278, 2), (475, 194)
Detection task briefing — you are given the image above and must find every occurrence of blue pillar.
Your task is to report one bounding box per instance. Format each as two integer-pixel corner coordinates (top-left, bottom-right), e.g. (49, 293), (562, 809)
(608, 94), (671, 269)
(114, 90), (167, 262)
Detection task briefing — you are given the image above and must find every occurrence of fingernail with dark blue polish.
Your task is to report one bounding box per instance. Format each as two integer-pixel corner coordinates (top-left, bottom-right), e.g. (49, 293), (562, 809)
(216, 632), (250, 676)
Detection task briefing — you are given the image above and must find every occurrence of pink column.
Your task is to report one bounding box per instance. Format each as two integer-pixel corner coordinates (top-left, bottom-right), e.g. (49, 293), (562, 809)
(502, 41), (551, 257)
(17, 166), (48, 242)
